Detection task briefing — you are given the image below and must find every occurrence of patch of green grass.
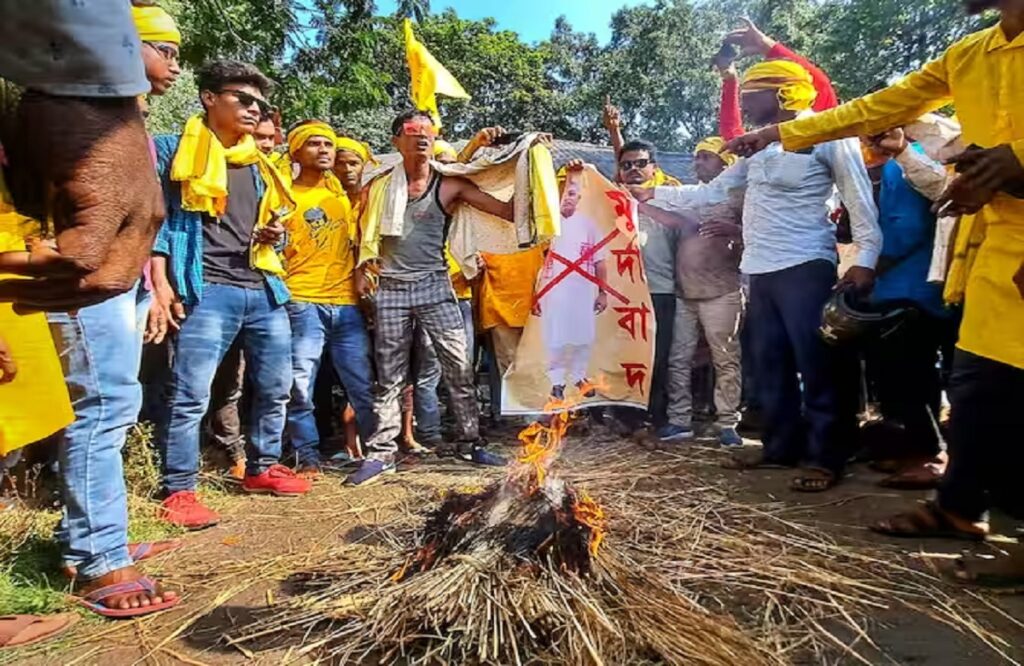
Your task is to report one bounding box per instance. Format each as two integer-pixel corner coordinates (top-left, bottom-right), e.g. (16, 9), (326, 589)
(0, 506), (69, 616)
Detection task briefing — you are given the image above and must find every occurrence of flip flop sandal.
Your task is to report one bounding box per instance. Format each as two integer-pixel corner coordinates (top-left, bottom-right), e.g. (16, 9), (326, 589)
(129, 539), (183, 564)
(721, 449), (794, 471)
(871, 501), (988, 541)
(0, 613), (78, 649)
(76, 576), (181, 619)
(944, 554), (1024, 590)
(790, 469), (838, 493)
(403, 443), (434, 456)
(878, 467), (943, 490)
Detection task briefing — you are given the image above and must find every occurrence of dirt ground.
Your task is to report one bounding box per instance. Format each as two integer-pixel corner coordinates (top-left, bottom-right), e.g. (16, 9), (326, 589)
(8, 425), (1024, 666)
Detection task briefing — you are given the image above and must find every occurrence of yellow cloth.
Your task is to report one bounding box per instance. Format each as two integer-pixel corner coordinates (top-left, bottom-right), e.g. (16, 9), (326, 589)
(479, 246), (546, 330)
(0, 213), (74, 455)
(336, 137), (378, 166)
(777, 22), (1024, 369)
(742, 60), (817, 112)
(357, 172), (391, 266)
(404, 18), (470, 127)
(529, 144), (560, 240)
(694, 136), (739, 167)
(171, 114), (295, 276)
(446, 246), (472, 299)
(642, 168), (683, 188)
(434, 140), (458, 161)
(132, 5), (181, 44)
(286, 121), (337, 157)
(283, 180), (357, 305)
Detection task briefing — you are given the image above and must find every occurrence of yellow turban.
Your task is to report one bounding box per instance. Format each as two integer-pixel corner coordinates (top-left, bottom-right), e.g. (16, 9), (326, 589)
(336, 137), (379, 166)
(741, 60), (817, 112)
(286, 121), (337, 157)
(132, 5), (181, 45)
(694, 136), (738, 166)
(434, 139), (458, 161)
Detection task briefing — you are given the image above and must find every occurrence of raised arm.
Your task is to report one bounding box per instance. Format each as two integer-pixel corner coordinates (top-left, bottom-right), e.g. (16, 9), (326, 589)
(603, 97), (626, 158)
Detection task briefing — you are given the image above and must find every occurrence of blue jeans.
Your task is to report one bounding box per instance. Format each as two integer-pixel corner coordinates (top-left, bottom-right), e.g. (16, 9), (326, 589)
(285, 301), (375, 465)
(748, 260), (856, 473)
(48, 285), (144, 579)
(160, 284), (291, 492)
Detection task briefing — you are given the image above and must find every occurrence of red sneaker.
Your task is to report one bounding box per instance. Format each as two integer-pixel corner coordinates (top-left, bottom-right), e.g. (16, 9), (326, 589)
(159, 491), (220, 530)
(242, 464), (311, 497)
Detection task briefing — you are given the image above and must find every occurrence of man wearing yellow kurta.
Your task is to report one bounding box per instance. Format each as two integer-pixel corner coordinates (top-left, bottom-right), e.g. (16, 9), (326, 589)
(281, 122), (376, 475)
(728, 2), (1024, 543)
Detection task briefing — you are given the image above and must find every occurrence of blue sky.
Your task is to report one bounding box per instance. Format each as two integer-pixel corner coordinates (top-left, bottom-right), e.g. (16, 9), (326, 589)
(376, 0), (651, 44)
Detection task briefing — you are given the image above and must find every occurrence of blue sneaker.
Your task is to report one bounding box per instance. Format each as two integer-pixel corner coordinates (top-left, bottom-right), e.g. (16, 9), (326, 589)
(344, 459), (395, 486)
(657, 424), (694, 443)
(719, 427), (743, 447)
(459, 447), (508, 467)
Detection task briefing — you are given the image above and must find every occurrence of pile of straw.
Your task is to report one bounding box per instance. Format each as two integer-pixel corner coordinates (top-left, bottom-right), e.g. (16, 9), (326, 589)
(231, 440), (1014, 666)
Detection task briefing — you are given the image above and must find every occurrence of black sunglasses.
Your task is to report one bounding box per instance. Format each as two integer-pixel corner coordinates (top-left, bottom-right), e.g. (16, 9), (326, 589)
(219, 88), (272, 116)
(619, 158), (653, 171)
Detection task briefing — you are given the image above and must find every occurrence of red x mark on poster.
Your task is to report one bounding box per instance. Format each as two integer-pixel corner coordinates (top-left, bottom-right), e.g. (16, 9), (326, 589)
(533, 228), (629, 305)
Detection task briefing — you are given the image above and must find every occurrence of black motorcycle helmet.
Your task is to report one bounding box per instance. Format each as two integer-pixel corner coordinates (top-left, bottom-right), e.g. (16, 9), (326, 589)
(819, 284), (918, 346)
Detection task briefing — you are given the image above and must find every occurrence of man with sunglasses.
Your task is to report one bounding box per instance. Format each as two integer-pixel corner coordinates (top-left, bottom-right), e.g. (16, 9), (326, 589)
(348, 110), (513, 485)
(151, 60), (311, 528)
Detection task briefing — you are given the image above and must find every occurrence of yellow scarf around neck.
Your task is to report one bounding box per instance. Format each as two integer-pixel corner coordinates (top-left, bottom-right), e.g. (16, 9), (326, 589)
(171, 114), (295, 276)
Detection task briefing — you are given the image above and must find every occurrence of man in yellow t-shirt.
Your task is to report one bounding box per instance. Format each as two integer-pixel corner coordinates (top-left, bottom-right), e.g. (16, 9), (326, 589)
(282, 121), (375, 474)
(726, 0), (1024, 553)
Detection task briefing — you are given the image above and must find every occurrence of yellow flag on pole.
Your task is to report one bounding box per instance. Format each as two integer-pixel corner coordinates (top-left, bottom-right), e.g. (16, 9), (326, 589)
(404, 18), (470, 127)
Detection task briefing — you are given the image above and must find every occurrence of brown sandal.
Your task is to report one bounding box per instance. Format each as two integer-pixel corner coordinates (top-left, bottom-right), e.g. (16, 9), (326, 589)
(871, 501), (988, 541)
(721, 448), (795, 471)
(0, 614), (78, 649)
(790, 468), (838, 493)
(878, 459), (945, 490)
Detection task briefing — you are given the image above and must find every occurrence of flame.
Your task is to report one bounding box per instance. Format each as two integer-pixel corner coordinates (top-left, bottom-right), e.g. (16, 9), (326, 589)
(572, 491), (607, 557)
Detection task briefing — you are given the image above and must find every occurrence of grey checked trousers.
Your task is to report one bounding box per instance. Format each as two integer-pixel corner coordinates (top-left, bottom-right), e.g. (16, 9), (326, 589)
(365, 273), (479, 457)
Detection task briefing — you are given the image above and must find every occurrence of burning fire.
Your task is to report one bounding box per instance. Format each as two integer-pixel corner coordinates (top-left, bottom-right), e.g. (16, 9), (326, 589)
(515, 378), (609, 556)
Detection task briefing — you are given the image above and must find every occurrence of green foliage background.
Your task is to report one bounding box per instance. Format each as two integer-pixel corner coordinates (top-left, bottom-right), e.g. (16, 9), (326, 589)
(147, 0), (994, 151)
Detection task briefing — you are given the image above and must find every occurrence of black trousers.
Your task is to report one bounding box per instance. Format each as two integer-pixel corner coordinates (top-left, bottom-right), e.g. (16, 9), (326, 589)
(938, 350), (1024, 522)
(866, 311), (956, 459)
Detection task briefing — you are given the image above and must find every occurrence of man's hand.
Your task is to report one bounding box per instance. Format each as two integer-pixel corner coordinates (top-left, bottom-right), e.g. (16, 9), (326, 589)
(565, 159), (586, 173)
(840, 266), (876, 295)
(531, 299), (542, 317)
(1014, 259), (1024, 301)
(355, 265), (375, 299)
(0, 92), (165, 312)
(723, 18), (777, 57)
(602, 96), (622, 133)
(934, 144), (1024, 216)
(594, 291), (608, 315)
(254, 219), (286, 246)
(0, 335), (16, 384)
(866, 128), (908, 158)
(471, 126), (507, 149)
(699, 220), (742, 240)
(726, 125), (781, 158)
(145, 282), (185, 345)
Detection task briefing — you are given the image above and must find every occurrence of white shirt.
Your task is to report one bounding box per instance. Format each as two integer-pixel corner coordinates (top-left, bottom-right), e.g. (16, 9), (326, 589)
(654, 136), (881, 276)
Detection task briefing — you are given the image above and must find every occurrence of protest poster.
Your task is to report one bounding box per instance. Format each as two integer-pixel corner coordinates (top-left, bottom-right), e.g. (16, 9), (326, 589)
(501, 165), (655, 414)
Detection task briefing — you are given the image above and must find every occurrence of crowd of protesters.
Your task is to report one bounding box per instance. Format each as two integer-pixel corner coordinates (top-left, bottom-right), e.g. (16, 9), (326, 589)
(0, 0), (1021, 632)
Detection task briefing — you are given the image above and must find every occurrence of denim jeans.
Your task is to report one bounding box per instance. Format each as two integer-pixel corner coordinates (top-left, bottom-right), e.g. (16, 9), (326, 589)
(48, 285), (145, 579)
(160, 284), (291, 492)
(286, 301), (375, 465)
(410, 324), (442, 442)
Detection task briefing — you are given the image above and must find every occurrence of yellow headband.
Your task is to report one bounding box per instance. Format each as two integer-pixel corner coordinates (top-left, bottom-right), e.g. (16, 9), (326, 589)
(694, 136), (738, 166)
(433, 139), (458, 160)
(132, 5), (181, 45)
(286, 121), (337, 157)
(741, 60), (817, 112)
(336, 137), (378, 166)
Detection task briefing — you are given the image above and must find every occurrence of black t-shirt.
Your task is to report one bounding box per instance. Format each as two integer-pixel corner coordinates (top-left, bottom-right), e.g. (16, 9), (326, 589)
(202, 166), (264, 289)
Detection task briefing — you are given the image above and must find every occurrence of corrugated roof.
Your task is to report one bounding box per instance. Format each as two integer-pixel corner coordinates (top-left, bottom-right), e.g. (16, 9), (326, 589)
(365, 139), (695, 184)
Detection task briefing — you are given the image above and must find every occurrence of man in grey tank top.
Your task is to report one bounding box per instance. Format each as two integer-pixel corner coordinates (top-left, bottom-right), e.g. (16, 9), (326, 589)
(346, 111), (516, 486)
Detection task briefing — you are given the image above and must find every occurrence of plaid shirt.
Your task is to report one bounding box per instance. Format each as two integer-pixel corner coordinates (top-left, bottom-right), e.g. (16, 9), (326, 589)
(152, 134), (290, 306)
